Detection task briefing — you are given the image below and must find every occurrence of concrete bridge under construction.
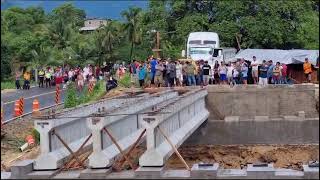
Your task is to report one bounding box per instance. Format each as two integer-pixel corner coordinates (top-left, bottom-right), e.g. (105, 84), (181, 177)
(2, 84), (319, 179)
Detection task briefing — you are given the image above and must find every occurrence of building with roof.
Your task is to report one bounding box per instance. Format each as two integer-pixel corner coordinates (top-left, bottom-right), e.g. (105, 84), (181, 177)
(79, 18), (108, 32)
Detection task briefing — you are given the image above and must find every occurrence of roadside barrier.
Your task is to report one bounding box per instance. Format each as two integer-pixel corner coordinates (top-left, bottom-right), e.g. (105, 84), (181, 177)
(88, 82), (94, 94)
(19, 97), (24, 116)
(32, 99), (40, 117)
(26, 135), (35, 146)
(1, 107), (3, 128)
(14, 100), (21, 117)
(55, 85), (60, 105)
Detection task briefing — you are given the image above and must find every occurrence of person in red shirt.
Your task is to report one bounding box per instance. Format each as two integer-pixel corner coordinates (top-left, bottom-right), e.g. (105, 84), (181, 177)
(281, 63), (287, 84)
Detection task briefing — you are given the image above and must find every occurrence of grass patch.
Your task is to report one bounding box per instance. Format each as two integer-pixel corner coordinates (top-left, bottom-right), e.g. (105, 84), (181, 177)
(1, 81), (16, 90)
(1, 80), (37, 90)
(64, 80), (106, 108)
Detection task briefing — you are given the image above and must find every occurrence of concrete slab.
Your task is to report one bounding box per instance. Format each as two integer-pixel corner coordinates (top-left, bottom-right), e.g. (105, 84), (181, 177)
(1, 172), (11, 179)
(106, 170), (135, 179)
(217, 169), (247, 179)
(303, 165), (319, 179)
(135, 167), (164, 179)
(10, 159), (34, 179)
(190, 163), (219, 179)
(79, 168), (111, 179)
(27, 170), (59, 179)
(275, 168), (304, 179)
(224, 116), (239, 122)
(254, 116), (269, 121)
(246, 163), (275, 179)
(297, 111), (305, 119)
(162, 169), (190, 179)
(53, 170), (81, 179)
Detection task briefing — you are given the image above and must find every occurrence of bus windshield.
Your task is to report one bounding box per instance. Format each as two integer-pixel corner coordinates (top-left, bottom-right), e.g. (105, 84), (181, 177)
(189, 47), (212, 55)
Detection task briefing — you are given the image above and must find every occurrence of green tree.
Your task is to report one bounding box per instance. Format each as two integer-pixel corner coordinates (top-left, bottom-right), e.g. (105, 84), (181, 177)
(121, 7), (143, 61)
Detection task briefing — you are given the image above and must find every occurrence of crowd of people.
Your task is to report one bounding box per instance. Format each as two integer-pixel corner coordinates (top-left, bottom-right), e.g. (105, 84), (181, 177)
(126, 55), (315, 88)
(14, 55), (315, 91)
(15, 63), (115, 91)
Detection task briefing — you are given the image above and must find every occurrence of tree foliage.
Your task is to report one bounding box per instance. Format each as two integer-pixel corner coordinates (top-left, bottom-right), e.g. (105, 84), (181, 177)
(1, 0), (319, 80)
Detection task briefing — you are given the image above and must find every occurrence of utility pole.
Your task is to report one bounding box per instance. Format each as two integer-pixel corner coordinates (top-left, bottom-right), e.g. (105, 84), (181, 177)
(152, 31), (162, 58)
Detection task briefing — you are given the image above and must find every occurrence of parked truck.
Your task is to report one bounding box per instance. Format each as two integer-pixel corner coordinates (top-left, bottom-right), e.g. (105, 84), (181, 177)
(181, 32), (237, 66)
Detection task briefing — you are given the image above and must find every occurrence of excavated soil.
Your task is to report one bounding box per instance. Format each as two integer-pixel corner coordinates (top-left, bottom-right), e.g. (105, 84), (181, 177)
(165, 144), (319, 170)
(1, 116), (38, 171)
(99, 144), (320, 171)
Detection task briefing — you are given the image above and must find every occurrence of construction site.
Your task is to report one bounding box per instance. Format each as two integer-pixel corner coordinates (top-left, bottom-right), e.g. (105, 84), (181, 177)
(1, 84), (319, 179)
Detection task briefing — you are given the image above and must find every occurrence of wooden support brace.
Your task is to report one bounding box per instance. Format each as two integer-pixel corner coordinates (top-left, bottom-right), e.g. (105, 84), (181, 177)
(51, 129), (86, 167)
(48, 133), (92, 178)
(157, 126), (190, 171)
(115, 128), (146, 170)
(102, 127), (136, 170)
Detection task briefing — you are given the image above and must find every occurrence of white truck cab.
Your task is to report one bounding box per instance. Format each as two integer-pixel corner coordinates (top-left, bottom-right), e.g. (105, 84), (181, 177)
(185, 32), (221, 66)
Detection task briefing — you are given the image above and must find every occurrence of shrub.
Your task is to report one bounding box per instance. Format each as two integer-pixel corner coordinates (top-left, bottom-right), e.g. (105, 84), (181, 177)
(64, 83), (78, 108)
(31, 128), (40, 144)
(118, 73), (131, 88)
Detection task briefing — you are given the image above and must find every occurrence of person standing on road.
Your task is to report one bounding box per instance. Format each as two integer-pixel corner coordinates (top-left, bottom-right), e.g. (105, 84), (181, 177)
(281, 63), (288, 84)
(138, 62), (146, 88)
(303, 58), (313, 83)
(45, 69), (52, 88)
(202, 61), (211, 86)
(154, 60), (164, 88)
(23, 71), (31, 90)
(272, 62), (282, 84)
(175, 61), (183, 87)
(218, 62), (227, 85)
(258, 60), (269, 87)
(38, 68), (45, 88)
(267, 60), (275, 84)
(251, 56), (259, 84)
(226, 62), (234, 86)
(185, 61), (196, 86)
(77, 70), (84, 92)
(213, 60), (220, 84)
(241, 62), (248, 85)
(167, 60), (176, 87)
(15, 71), (21, 89)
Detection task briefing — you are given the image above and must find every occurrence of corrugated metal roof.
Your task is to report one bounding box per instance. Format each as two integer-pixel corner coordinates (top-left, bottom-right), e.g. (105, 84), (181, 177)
(79, 26), (99, 31)
(232, 49), (319, 65)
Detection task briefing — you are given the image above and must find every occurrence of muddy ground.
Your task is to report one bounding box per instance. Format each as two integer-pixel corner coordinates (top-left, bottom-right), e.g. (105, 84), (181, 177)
(165, 144), (319, 171)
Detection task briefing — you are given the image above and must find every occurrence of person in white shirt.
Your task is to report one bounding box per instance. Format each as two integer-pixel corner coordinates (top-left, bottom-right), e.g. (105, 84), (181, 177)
(232, 67), (239, 86)
(175, 61), (183, 86)
(251, 56), (259, 84)
(83, 64), (90, 81)
(218, 62), (227, 84)
(226, 62), (234, 86)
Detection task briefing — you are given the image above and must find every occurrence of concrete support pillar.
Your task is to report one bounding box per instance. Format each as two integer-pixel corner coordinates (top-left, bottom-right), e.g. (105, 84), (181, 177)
(139, 115), (164, 167)
(87, 117), (111, 168)
(246, 163), (275, 179)
(34, 121), (59, 170)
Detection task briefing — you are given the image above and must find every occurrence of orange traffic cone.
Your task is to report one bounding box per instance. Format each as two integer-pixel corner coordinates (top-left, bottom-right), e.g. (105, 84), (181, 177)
(26, 135), (35, 146)
(32, 99), (40, 117)
(14, 100), (21, 117)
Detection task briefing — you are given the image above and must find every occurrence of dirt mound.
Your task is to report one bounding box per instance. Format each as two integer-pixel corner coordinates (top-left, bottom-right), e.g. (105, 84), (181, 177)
(165, 144), (319, 170)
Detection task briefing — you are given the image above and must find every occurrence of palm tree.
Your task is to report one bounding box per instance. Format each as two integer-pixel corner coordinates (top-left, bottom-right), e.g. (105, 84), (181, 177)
(121, 7), (142, 61)
(92, 21), (122, 65)
(28, 45), (54, 82)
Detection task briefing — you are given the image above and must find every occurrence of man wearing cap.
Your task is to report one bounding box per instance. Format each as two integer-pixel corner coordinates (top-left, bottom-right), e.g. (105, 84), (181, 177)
(251, 56), (259, 84)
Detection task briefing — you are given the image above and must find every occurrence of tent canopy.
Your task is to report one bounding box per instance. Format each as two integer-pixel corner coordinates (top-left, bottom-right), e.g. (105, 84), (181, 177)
(231, 49), (319, 65)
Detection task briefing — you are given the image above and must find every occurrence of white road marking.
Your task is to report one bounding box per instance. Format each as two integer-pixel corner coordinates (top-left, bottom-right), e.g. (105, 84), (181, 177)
(3, 89), (66, 105)
(3, 102), (64, 124)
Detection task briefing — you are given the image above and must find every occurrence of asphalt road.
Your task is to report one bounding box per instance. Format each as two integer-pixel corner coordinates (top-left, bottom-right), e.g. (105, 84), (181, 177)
(1, 85), (67, 122)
